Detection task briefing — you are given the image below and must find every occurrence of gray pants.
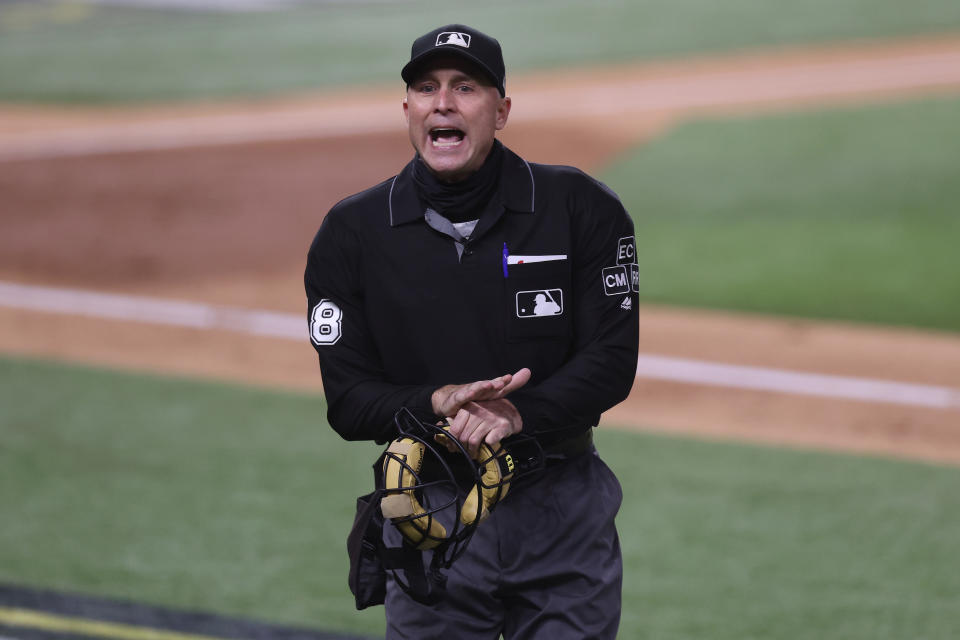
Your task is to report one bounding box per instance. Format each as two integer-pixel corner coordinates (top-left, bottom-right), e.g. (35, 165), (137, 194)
(384, 448), (623, 639)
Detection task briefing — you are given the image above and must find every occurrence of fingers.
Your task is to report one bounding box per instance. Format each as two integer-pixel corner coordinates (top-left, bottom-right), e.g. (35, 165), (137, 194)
(433, 370), (526, 417)
(497, 367), (531, 397)
(433, 432), (459, 453)
(457, 376), (507, 404)
(447, 399), (522, 457)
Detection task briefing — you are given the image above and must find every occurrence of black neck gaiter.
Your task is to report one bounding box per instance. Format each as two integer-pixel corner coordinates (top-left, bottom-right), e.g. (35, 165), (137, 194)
(412, 140), (504, 223)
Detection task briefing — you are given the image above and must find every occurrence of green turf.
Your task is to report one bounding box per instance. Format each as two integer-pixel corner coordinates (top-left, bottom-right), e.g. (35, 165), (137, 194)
(600, 95), (960, 332)
(599, 431), (960, 639)
(3, 356), (960, 639)
(0, 356), (386, 636)
(2, 0), (960, 103)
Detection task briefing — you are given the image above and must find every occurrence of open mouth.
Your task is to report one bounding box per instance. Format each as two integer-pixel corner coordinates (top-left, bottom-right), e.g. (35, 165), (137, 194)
(430, 128), (465, 148)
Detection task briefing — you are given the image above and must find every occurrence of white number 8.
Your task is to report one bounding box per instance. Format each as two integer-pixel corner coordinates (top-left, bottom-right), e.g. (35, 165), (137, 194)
(310, 299), (342, 345)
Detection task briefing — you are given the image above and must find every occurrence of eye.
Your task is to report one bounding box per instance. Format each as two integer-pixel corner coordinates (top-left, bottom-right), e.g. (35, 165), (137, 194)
(455, 84), (474, 93)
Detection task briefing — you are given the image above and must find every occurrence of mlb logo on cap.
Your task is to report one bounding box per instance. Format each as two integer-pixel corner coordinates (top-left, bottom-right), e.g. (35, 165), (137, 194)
(436, 32), (471, 48)
(402, 24), (506, 96)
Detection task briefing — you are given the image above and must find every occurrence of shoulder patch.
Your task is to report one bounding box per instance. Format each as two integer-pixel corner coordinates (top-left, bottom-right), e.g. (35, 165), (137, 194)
(616, 236), (636, 264)
(310, 299), (343, 345)
(602, 266), (630, 296)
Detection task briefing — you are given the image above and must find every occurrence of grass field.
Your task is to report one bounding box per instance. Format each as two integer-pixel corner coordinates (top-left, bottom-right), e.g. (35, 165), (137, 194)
(4, 2), (960, 638)
(3, 356), (959, 639)
(0, 356), (384, 635)
(2, 0), (960, 102)
(601, 95), (960, 332)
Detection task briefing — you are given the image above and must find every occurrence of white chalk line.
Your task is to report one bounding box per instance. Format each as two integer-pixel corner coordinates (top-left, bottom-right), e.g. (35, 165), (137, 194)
(0, 281), (303, 340)
(1, 281), (958, 410)
(634, 355), (959, 410)
(2, 47), (960, 161)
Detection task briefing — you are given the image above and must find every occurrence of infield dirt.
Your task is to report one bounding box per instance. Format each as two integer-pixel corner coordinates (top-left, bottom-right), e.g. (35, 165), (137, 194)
(2, 35), (959, 464)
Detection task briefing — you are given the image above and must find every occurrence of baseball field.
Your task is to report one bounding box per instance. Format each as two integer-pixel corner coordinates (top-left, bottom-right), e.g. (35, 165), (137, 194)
(2, 1), (960, 639)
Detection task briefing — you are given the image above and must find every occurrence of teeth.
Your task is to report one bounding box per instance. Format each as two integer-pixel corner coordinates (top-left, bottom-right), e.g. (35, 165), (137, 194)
(430, 128), (464, 148)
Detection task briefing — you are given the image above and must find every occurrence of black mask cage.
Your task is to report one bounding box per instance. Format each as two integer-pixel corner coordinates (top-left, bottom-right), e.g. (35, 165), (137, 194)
(385, 408), (482, 566)
(375, 407), (544, 604)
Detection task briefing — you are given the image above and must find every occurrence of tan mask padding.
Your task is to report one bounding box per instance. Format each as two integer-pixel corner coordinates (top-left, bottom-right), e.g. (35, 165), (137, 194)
(381, 432), (517, 549)
(381, 437), (447, 550)
(460, 440), (515, 526)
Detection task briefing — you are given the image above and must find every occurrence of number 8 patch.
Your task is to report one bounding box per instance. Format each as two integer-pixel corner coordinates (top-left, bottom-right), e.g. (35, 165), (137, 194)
(310, 299), (343, 345)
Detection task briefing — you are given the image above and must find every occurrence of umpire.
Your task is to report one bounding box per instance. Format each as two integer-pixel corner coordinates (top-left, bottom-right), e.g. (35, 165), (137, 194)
(305, 23), (639, 639)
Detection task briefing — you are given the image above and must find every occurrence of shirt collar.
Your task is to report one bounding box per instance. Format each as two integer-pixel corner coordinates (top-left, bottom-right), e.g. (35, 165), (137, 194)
(389, 143), (535, 227)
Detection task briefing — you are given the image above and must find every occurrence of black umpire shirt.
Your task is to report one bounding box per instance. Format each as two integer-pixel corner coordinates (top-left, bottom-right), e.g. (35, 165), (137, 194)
(305, 144), (639, 446)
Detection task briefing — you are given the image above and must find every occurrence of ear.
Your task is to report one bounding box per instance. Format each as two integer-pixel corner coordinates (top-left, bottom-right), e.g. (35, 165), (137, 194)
(402, 97), (410, 124)
(495, 96), (511, 131)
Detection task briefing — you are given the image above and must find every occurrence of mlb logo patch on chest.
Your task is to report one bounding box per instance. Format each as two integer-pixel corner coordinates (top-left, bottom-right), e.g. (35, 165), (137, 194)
(516, 289), (563, 318)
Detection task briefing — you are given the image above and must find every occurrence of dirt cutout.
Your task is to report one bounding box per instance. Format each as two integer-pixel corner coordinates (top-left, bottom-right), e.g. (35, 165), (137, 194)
(2, 35), (959, 464)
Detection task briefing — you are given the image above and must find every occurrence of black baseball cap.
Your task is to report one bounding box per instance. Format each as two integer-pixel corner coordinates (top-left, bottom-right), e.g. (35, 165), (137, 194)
(401, 24), (506, 96)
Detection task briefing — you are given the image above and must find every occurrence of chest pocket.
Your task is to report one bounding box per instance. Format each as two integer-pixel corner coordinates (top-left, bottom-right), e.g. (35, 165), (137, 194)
(504, 260), (572, 342)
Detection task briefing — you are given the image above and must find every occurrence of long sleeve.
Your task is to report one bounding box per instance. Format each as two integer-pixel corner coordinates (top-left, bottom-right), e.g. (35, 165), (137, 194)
(508, 177), (639, 435)
(304, 211), (435, 442)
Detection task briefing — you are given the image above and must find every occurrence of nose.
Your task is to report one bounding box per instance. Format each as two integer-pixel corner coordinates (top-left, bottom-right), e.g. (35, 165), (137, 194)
(434, 87), (456, 113)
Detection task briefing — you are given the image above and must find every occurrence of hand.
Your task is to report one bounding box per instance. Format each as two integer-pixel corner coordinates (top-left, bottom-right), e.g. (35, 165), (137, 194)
(431, 368), (531, 418)
(447, 398), (524, 458)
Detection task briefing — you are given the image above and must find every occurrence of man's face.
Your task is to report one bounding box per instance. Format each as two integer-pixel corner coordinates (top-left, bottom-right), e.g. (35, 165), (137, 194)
(403, 56), (511, 183)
